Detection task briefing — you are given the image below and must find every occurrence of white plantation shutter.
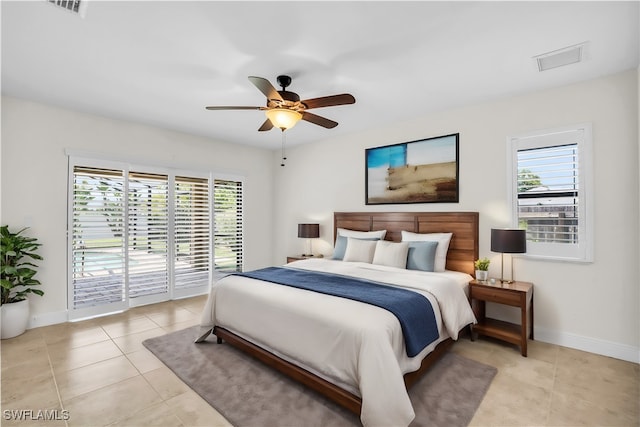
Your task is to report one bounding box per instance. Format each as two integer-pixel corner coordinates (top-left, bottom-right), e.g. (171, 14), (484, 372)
(508, 124), (593, 262)
(128, 172), (169, 298)
(69, 156), (245, 318)
(71, 166), (126, 313)
(175, 176), (210, 290)
(517, 144), (579, 244)
(214, 179), (243, 272)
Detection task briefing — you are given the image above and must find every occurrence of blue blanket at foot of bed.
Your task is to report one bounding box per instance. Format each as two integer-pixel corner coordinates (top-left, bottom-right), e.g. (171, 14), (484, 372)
(234, 267), (438, 357)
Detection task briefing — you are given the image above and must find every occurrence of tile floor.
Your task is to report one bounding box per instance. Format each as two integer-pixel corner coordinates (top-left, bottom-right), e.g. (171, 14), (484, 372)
(1, 295), (638, 426)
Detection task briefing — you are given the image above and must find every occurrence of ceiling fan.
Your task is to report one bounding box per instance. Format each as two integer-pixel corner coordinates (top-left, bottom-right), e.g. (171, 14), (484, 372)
(205, 75), (356, 132)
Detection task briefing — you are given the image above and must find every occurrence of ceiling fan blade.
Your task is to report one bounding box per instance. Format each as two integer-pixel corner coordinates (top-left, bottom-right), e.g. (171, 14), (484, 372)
(205, 106), (265, 110)
(248, 76), (283, 102)
(258, 119), (274, 132)
(301, 111), (338, 129)
(301, 94), (356, 110)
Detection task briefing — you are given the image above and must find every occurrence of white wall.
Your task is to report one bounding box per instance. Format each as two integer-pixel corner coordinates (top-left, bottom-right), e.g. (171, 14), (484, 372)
(1, 96), (275, 327)
(273, 70), (640, 362)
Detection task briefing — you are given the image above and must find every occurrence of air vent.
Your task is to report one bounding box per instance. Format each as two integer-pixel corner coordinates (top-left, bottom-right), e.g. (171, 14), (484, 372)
(47, 0), (84, 15)
(534, 42), (588, 72)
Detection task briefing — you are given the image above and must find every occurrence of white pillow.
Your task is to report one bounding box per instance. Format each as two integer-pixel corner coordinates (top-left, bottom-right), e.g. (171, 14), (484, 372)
(401, 230), (453, 272)
(337, 227), (387, 240)
(343, 237), (378, 263)
(372, 240), (409, 269)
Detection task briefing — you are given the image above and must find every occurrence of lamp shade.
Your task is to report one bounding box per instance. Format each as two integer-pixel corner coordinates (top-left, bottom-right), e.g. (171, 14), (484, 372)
(491, 229), (526, 253)
(298, 223), (319, 239)
(265, 108), (302, 130)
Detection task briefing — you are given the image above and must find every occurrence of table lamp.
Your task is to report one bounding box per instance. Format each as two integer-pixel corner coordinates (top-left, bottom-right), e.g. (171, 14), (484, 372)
(298, 224), (319, 257)
(491, 228), (526, 283)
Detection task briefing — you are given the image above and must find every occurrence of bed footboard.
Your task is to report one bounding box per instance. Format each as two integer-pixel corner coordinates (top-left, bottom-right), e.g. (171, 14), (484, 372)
(212, 325), (453, 415)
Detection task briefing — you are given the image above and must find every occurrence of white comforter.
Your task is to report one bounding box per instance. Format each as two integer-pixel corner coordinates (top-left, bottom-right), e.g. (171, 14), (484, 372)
(200, 258), (476, 427)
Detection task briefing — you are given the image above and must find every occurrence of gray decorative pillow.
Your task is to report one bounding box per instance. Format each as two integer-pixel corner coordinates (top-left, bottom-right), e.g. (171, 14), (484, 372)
(406, 241), (439, 272)
(401, 231), (453, 272)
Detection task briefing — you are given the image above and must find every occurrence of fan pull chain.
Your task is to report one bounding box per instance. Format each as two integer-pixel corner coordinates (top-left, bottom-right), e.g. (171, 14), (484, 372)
(280, 130), (287, 167)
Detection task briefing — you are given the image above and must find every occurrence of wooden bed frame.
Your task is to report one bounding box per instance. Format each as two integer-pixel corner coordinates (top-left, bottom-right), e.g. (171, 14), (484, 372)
(212, 211), (479, 415)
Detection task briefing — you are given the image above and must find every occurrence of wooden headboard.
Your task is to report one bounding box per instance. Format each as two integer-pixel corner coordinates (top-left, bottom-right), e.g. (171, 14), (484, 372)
(334, 212), (479, 276)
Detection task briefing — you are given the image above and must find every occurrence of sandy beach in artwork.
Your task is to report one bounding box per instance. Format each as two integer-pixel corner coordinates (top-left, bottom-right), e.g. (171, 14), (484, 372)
(368, 161), (457, 203)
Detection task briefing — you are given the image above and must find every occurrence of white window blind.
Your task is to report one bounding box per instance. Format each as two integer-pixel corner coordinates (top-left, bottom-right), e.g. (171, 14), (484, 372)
(508, 124), (593, 262)
(517, 144), (579, 244)
(214, 179), (243, 272)
(68, 157), (243, 318)
(175, 176), (210, 289)
(71, 166), (126, 310)
(128, 172), (169, 298)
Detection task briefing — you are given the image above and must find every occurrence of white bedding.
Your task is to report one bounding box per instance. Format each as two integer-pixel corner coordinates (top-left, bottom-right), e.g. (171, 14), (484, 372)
(199, 258), (476, 427)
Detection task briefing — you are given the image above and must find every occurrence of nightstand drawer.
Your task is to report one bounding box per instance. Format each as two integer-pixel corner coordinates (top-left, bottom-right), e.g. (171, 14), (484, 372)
(471, 286), (521, 306)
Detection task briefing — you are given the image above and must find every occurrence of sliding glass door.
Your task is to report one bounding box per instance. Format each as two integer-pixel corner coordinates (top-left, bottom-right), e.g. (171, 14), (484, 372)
(127, 171), (170, 305)
(68, 157), (243, 320)
(70, 165), (127, 317)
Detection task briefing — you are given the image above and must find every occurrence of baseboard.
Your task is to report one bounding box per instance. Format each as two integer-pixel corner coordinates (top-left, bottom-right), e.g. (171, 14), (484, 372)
(535, 326), (639, 364)
(29, 310), (68, 329)
(25, 292), (209, 330)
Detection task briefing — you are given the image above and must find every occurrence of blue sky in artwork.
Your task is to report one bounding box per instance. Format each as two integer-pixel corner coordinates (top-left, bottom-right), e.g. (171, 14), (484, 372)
(367, 144), (407, 168)
(367, 135), (456, 169)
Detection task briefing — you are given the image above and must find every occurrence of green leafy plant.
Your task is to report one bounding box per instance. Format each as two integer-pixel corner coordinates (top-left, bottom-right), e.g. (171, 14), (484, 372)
(474, 257), (490, 271)
(1, 226), (44, 305)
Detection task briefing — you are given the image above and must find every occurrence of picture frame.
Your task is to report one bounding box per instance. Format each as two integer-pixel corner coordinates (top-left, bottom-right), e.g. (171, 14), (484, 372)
(365, 133), (459, 204)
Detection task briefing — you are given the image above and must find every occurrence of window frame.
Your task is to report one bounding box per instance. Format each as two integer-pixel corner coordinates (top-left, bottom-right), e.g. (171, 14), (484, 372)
(506, 123), (594, 262)
(68, 159), (129, 318)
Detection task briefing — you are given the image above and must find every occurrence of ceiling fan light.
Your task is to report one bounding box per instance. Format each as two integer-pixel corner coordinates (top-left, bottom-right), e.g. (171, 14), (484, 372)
(265, 108), (302, 130)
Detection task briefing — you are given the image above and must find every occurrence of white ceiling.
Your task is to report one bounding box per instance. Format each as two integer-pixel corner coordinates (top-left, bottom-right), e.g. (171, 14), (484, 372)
(2, 1), (638, 150)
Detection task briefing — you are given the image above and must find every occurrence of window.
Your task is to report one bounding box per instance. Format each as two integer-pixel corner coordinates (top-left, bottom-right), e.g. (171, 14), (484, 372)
(68, 157), (243, 319)
(508, 124), (593, 262)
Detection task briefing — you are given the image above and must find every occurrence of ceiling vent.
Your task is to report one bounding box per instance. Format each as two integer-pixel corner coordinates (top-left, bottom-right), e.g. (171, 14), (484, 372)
(47, 0), (85, 16)
(534, 42), (588, 72)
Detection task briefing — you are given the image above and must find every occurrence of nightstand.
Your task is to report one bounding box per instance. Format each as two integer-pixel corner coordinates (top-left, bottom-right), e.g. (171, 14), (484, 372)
(286, 255), (313, 263)
(469, 279), (534, 357)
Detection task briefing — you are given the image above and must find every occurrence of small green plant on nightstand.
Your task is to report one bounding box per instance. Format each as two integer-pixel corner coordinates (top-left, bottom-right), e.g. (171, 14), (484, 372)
(474, 258), (490, 271)
(474, 257), (490, 281)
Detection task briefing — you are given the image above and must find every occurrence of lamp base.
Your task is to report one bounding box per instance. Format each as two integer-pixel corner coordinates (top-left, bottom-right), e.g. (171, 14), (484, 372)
(498, 253), (518, 284)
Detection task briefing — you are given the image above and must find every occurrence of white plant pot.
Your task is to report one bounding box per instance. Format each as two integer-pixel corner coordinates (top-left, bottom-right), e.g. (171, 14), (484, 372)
(475, 270), (488, 281)
(1, 299), (30, 339)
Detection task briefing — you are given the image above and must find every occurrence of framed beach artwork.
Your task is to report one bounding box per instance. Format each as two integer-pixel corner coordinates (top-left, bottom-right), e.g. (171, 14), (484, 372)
(365, 133), (459, 204)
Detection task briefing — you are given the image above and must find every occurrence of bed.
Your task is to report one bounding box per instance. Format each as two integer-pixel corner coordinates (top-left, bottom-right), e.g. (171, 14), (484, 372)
(198, 211), (479, 427)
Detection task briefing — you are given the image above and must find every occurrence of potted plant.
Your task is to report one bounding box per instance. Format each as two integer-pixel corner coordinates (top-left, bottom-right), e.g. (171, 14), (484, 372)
(474, 257), (490, 281)
(1, 226), (44, 339)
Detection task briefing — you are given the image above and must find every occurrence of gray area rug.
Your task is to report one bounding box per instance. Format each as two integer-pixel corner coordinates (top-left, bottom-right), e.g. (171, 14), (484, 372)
(143, 326), (496, 427)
